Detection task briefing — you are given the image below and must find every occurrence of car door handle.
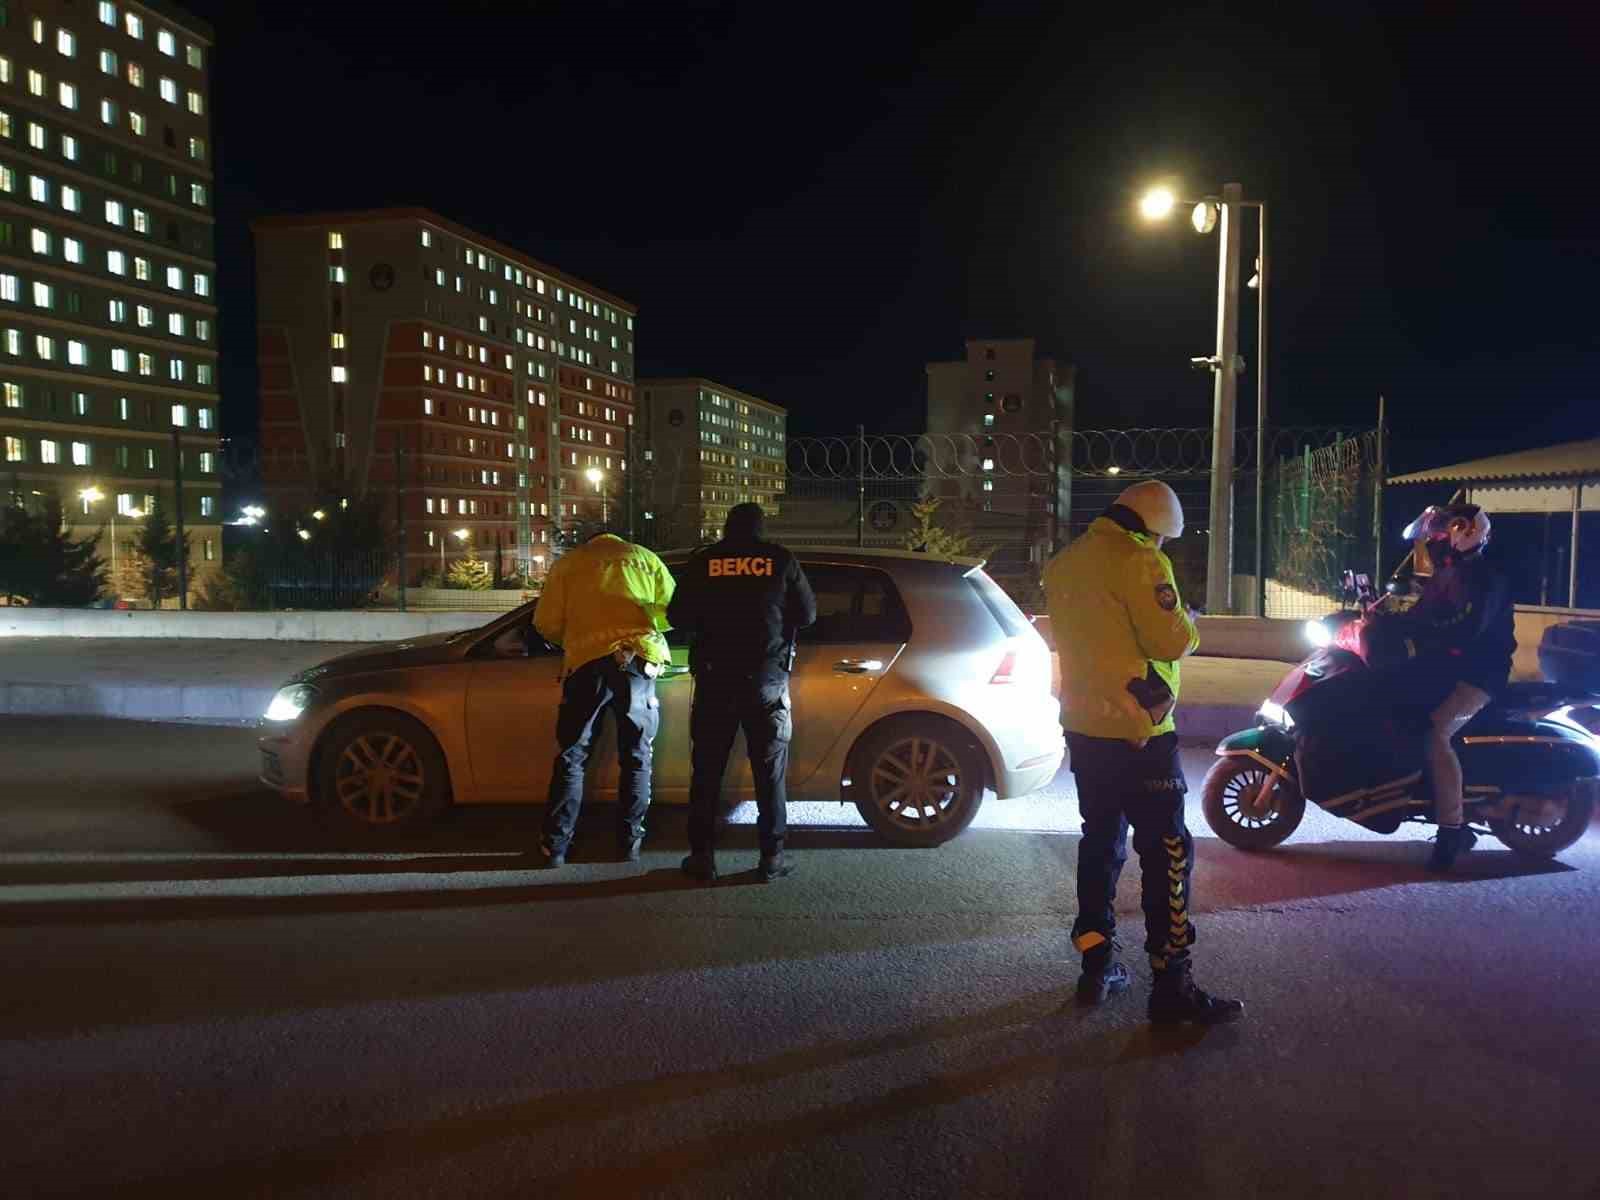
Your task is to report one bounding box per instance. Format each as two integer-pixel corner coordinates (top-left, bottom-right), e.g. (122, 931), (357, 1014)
(833, 659), (883, 674)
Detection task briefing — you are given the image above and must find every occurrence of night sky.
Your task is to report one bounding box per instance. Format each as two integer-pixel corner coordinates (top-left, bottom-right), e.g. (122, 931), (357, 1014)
(185, 0), (1597, 474)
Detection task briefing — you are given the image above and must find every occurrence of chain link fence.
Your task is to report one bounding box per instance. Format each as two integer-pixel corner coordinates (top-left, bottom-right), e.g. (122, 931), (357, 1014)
(200, 426), (1384, 616)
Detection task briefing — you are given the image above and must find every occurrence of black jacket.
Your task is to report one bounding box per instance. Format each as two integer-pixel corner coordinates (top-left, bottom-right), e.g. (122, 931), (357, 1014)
(667, 537), (817, 676)
(1406, 547), (1517, 694)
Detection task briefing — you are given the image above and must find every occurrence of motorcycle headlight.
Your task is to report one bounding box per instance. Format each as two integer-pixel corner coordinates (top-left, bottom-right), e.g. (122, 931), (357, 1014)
(1258, 700), (1294, 729)
(1303, 620), (1333, 649)
(264, 683), (318, 722)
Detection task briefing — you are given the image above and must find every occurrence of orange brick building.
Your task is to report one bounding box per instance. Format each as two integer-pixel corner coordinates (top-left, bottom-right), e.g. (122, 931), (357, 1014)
(252, 208), (636, 583)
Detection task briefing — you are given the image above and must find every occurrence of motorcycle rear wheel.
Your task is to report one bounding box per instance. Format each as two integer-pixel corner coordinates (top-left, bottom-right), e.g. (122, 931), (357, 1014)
(1488, 786), (1596, 858)
(1202, 758), (1306, 851)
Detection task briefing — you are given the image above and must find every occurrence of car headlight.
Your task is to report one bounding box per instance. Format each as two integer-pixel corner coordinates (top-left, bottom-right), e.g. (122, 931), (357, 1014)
(1258, 700), (1294, 729)
(1303, 620), (1333, 649)
(264, 683), (318, 722)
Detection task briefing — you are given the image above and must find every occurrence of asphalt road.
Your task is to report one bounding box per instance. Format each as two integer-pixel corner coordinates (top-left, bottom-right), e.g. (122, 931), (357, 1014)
(3, 717), (1598, 1199)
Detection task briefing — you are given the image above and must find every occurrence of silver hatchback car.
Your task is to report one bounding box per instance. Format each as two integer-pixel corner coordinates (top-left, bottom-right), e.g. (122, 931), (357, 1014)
(258, 547), (1063, 846)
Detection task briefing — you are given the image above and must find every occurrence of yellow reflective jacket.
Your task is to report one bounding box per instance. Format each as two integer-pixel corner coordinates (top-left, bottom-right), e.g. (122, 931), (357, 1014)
(534, 535), (676, 674)
(1044, 515), (1200, 742)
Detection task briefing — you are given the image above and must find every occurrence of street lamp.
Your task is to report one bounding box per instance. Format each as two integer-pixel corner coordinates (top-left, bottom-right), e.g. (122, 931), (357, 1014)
(78, 487), (111, 578)
(1138, 181), (1269, 616)
(238, 504), (266, 526)
(584, 466), (608, 526)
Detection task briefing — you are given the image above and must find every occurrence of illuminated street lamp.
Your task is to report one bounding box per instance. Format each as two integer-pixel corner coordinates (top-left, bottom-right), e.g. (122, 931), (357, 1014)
(1138, 181), (1269, 615)
(238, 504), (266, 526)
(584, 466), (608, 526)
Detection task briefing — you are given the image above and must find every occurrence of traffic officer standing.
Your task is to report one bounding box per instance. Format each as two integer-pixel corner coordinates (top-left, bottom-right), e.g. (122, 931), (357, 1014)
(534, 529), (675, 867)
(668, 503), (816, 882)
(1044, 480), (1244, 1025)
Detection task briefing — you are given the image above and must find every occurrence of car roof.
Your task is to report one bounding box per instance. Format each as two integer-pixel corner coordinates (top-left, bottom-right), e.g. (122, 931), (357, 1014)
(657, 544), (986, 572)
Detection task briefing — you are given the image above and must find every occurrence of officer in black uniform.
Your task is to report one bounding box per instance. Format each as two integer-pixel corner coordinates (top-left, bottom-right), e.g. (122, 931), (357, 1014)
(668, 502), (816, 882)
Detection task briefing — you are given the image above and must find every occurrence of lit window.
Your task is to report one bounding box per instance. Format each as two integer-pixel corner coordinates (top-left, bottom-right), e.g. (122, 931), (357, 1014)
(423, 397), (434, 415)
(100, 49), (117, 74)
(0, 276), (14, 302)
(3, 331), (18, 356)
(136, 304), (152, 326)
(3, 435), (23, 462)
(36, 335), (55, 361)
(72, 441), (90, 466)
(190, 182), (206, 207)
(158, 30), (176, 57)
(0, 167), (11, 193)
(421, 229), (432, 247)
(186, 91), (202, 115)
(169, 359), (184, 381)
(133, 209), (149, 233)
(165, 265), (183, 290)
(108, 298), (125, 321)
(193, 273), (209, 297)
(64, 237), (82, 263)
(170, 403), (188, 426)
(328, 265), (344, 283)
(73, 392), (88, 415)
(59, 82), (78, 110)
(168, 312), (184, 336)
(28, 70), (45, 98)
(187, 136), (204, 161)
(126, 61), (144, 87)
(62, 185), (80, 212)
(106, 199), (125, 226)
(200, 496), (214, 517)
(158, 77), (177, 104)
(126, 12), (144, 38)
(32, 281), (52, 308)
(29, 175), (49, 202)
(66, 340), (86, 366)
(330, 332), (344, 349)
(0, 59), (8, 85)
(41, 439), (59, 464)
(331, 365), (347, 383)
(197, 408), (212, 430)
(137, 352), (153, 376)
(195, 319), (209, 340)
(2, 382), (18, 406)
(129, 110), (146, 135)
(111, 348), (129, 372)
(100, 99), (117, 126)
(196, 364), (211, 385)
(99, 3), (118, 27)
(134, 258), (150, 281)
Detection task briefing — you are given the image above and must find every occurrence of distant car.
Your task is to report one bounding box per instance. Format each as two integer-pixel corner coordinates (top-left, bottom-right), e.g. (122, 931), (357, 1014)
(258, 547), (1063, 846)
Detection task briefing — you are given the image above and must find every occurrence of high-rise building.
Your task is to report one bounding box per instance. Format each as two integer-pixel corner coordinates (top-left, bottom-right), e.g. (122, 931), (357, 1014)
(0, 0), (221, 598)
(924, 337), (1074, 570)
(637, 377), (785, 546)
(252, 208), (637, 582)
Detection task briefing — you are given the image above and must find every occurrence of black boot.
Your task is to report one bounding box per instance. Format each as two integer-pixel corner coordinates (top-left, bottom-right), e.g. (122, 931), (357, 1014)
(619, 834), (643, 863)
(1426, 825), (1477, 873)
(1076, 945), (1131, 1007)
(680, 851), (718, 882)
(1148, 956), (1244, 1026)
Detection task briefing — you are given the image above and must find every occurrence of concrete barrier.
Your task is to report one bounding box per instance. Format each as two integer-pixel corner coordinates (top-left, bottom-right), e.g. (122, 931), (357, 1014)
(1031, 613), (1307, 662)
(0, 607), (495, 642)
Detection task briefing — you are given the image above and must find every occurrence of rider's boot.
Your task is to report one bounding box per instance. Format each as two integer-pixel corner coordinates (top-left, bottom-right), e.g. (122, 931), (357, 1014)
(1426, 824), (1477, 873)
(1148, 953), (1245, 1026)
(1074, 933), (1129, 1007)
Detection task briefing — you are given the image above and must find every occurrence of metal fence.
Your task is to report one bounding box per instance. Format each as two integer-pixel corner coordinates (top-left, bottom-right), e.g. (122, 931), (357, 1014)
(201, 425), (1385, 617)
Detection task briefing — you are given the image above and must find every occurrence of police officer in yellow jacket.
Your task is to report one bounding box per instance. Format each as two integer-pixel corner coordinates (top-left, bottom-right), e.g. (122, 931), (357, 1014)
(534, 531), (675, 867)
(1045, 480), (1243, 1024)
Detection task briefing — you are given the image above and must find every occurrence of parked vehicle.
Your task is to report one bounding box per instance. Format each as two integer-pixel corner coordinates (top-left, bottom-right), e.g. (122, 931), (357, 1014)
(1202, 570), (1600, 858)
(258, 547), (1063, 846)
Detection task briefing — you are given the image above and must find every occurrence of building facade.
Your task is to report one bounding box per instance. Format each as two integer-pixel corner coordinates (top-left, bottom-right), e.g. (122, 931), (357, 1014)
(0, 0), (221, 599)
(637, 377), (785, 547)
(253, 208), (637, 583)
(924, 337), (1074, 570)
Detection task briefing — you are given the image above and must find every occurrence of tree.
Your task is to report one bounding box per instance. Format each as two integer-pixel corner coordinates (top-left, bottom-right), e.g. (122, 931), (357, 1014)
(136, 492), (190, 609)
(446, 552), (493, 590)
(0, 488), (106, 606)
(901, 497), (982, 559)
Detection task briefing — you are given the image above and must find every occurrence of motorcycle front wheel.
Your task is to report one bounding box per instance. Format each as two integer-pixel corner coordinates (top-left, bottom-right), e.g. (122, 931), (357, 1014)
(1202, 757), (1306, 850)
(1488, 785), (1596, 858)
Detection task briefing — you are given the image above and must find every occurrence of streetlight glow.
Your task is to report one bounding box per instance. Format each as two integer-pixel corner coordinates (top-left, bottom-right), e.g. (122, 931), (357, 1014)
(584, 467), (603, 488)
(79, 486), (105, 504)
(1139, 186), (1177, 221)
(311, 509), (326, 521)
(453, 528), (470, 541)
(1191, 200), (1219, 235)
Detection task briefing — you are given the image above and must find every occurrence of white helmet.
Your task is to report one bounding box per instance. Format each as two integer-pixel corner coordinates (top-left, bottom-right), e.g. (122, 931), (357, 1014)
(1115, 480), (1185, 539)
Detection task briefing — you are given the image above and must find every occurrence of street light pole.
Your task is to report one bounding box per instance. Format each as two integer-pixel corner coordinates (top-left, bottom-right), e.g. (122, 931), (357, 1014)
(1205, 182), (1244, 615)
(1253, 202), (1269, 618)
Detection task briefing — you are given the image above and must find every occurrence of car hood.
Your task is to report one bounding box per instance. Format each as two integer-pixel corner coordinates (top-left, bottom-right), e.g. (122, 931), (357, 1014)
(285, 631), (471, 683)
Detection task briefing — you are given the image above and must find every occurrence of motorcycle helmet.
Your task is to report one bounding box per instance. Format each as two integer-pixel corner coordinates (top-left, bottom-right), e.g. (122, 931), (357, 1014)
(1402, 497), (1491, 556)
(1113, 480), (1184, 539)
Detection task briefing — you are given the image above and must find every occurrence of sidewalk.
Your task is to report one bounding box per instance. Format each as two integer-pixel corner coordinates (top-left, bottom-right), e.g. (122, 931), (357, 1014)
(0, 637), (1289, 738)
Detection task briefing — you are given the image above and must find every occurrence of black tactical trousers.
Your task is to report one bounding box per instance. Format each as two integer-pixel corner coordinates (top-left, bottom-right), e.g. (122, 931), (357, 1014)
(1067, 731), (1196, 961)
(542, 654), (660, 852)
(688, 666), (792, 856)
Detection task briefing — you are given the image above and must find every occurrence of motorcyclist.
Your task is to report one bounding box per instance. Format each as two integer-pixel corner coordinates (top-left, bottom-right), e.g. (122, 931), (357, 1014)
(1392, 499), (1516, 871)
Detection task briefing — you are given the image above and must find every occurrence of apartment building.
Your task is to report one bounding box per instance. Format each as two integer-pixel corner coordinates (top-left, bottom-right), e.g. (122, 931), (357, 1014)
(253, 208), (637, 582)
(0, 0), (221, 596)
(637, 377), (785, 546)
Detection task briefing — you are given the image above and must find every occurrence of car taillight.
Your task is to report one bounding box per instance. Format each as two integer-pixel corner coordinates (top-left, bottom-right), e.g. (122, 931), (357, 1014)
(990, 650), (1017, 685)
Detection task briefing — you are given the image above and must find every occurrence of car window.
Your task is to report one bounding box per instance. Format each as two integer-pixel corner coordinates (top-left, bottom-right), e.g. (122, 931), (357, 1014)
(798, 565), (912, 644)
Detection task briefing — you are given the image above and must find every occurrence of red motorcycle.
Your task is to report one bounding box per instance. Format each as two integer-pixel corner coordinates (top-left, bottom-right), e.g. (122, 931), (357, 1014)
(1201, 570), (1600, 859)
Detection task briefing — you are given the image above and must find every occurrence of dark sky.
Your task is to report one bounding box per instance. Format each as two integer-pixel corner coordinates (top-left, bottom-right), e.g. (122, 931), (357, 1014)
(186, 0), (1598, 473)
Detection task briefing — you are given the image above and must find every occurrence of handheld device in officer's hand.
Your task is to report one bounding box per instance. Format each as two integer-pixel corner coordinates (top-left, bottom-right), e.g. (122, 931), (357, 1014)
(1126, 665), (1175, 725)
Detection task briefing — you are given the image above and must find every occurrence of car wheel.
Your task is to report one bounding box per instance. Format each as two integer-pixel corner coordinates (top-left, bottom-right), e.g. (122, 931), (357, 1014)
(314, 709), (451, 833)
(846, 718), (986, 847)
